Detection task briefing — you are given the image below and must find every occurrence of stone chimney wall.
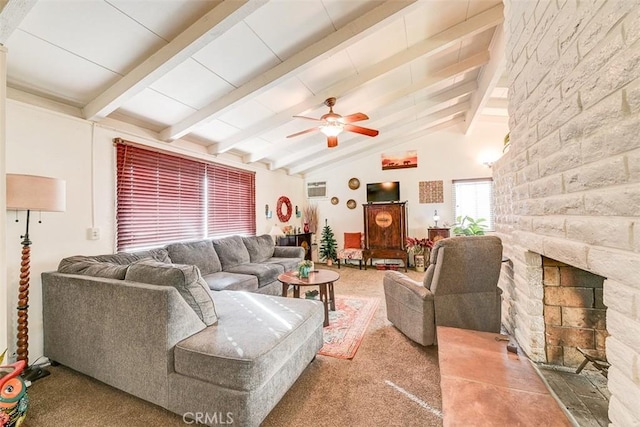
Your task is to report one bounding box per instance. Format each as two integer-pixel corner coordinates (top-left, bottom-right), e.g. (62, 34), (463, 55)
(495, 1), (640, 425)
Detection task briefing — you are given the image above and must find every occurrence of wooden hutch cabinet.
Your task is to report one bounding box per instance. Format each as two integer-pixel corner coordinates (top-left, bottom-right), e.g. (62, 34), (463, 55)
(277, 232), (312, 261)
(362, 202), (408, 271)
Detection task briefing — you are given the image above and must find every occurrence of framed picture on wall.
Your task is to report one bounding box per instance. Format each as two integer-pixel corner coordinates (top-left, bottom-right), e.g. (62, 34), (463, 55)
(381, 150), (417, 170)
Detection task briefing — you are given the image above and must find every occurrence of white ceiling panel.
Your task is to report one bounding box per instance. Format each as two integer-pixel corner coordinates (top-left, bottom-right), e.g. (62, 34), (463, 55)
(150, 58), (235, 109)
(19, 0), (165, 74)
(244, 0), (334, 60)
(5, 0), (506, 176)
(404, 1), (468, 45)
(6, 30), (119, 105)
(253, 77), (315, 113)
(108, 0), (220, 41)
(217, 99), (275, 129)
(118, 88), (196, 126)
(192, 21), (281, 87)
(322, 0), (384, 29)
(191, 119), (240, 142)
(295, 50), (356, 94)
(346, 18), (406, 71)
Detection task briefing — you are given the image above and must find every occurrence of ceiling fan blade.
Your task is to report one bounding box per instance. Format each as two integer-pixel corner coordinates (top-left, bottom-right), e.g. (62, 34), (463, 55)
(341, 112), (369, 123)
(344, 124), (379, 137)
(293, 115), (323, 122)
(327, 136), (338, 148)
(286, 127), (320, 138)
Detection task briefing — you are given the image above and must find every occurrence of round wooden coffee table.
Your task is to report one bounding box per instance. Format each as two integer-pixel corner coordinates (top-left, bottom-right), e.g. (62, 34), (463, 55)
(278, 269), (340, 327)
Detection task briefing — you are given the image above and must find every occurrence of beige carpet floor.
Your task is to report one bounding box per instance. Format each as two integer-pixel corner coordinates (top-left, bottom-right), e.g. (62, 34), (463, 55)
(23, 264), (442, 427)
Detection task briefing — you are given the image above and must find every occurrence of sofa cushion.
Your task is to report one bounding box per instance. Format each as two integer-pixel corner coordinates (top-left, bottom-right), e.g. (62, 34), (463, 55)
(212, 236), (251, 269)
(125, 259), (218, 326)
(166, 240), (221, 275)
(265, 257), (300, 272)
(201, 272), (259, 292)
(242, 235), (275, 263)
(93, 248), (171, 265)
(224, 263), (283, 287)
(174, 291), (324, 391)
(58, 256), (129, 279)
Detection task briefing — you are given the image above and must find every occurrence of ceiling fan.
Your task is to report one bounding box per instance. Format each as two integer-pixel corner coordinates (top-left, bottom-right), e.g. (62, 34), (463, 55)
(286, 97), (379, 148)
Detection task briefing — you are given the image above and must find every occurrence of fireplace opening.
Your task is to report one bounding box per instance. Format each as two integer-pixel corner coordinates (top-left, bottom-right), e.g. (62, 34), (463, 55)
(542, 256), (607, 368)
(538, 256), (610, 426)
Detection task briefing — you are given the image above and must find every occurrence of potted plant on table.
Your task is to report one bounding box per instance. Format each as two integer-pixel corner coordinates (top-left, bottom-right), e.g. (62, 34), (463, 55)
(406, 237), (433, 272)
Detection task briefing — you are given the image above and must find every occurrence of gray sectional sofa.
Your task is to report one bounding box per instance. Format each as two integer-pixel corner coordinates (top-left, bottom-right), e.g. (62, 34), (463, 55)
(42, 234), (324, 427)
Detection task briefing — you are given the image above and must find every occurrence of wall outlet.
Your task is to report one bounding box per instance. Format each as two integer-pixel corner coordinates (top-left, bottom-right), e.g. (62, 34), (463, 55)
(87, 227), (101, 240)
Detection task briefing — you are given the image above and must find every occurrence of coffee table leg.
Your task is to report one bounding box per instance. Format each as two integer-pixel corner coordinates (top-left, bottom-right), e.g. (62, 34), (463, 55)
(281, 282), (288, 297)
(293, 285), (300, 298)
(319, 283), (329, 327)
(328, 282), (336, 311)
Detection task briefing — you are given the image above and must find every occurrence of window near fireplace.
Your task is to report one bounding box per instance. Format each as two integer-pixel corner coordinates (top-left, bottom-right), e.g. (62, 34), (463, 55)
(452, 178), (494, 230)
(115, 139), (256, 251)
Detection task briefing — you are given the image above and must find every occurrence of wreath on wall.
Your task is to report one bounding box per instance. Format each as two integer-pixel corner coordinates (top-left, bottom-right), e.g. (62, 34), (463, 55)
(277, 196), (293, 223)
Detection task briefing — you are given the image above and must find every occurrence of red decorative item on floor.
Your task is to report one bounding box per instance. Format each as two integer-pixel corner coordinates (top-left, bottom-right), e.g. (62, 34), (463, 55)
(276, 196), (292, 222)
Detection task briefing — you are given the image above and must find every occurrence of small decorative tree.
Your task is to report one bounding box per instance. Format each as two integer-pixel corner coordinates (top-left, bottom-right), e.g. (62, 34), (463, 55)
(319, 219), (337, 264)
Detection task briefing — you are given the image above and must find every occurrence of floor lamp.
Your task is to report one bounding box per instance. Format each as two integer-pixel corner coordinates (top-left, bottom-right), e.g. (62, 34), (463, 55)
(6, 174), (66, 382)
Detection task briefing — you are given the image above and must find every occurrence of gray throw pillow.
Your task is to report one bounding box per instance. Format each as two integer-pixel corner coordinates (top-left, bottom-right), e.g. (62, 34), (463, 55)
(125, 259), (218, 326)
(58, 256), (129, 279)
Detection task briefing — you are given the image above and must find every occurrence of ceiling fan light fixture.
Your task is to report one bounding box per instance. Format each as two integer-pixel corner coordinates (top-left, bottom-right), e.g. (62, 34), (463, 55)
(320, 124), (343, 137)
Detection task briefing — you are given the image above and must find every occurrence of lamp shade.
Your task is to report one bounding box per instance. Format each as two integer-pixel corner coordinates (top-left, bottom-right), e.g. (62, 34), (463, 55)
(269, 225), (284, 236)
(6, 174), (66, 212)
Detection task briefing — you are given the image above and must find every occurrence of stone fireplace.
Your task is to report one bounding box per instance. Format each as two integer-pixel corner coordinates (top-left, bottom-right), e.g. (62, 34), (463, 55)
(496, 1), (640, 425)
(542, 256), (606, 368)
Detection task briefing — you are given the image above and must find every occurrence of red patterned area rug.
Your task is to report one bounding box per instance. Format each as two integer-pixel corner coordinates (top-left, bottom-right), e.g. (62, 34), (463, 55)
(318, 295), (379, 359)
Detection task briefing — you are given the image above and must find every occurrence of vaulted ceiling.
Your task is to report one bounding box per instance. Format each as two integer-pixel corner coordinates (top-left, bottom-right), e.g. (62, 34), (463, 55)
(1, 0), (508, 176)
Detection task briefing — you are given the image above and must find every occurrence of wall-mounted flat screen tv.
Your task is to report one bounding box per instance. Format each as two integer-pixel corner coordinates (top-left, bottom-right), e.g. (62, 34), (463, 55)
(366, 181), (400, 203)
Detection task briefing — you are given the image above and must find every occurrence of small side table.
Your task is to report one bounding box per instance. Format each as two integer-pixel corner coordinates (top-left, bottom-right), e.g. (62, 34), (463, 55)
(428, 227), (450, 241)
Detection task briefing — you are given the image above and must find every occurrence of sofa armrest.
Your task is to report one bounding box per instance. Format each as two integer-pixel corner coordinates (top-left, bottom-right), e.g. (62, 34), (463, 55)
(383, 271), (432, 300)
(42, 271), (206, 408)
(273, 246), (304, 258)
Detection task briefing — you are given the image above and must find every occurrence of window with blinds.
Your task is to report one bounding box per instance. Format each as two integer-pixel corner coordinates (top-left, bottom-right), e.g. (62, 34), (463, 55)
(452, 178), (494, 231)
(116, 141), (256, 251)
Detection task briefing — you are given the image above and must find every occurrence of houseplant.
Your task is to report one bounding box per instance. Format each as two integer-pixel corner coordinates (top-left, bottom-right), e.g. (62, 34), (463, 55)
(406, 237), (433, 272)
(452, 215), (487, 235)
(319, 219), (337, 265)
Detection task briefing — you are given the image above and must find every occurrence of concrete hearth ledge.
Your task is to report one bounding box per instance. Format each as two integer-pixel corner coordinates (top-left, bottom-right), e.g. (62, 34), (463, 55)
(436, 326), (574, 427)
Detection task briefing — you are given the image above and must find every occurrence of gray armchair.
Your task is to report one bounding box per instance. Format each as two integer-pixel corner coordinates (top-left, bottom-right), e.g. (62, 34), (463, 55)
(383, 235), (503, 346)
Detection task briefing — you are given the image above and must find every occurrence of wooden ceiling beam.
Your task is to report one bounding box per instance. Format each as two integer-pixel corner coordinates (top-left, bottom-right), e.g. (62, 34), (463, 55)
(215, 2), (503, 155)
(160, 0), (421, 142)
(83, 0), (269, 121)
(0, 0), (37, 44)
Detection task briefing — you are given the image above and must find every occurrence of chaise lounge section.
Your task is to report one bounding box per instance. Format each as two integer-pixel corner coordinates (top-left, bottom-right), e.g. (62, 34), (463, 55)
(42, 234), (323, 426)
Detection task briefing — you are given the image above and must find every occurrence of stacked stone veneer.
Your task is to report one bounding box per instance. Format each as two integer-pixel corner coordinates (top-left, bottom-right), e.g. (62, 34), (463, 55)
(495, 1), (640, 425)
(542, 257), (607, 367)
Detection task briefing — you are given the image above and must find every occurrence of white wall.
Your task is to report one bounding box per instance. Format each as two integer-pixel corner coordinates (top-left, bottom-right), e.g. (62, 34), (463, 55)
(305, 119), (507, 247)
(4, 100), (303, 362)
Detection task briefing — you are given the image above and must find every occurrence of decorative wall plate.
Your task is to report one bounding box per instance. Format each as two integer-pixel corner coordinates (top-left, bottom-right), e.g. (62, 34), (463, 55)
(331, 196), (339, 205)
(348, 177), (360, 190)
(346, 199), (357, 209)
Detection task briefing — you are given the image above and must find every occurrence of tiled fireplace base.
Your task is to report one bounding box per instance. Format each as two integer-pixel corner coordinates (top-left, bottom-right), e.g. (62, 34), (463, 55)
(437, 326), (572, 426)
